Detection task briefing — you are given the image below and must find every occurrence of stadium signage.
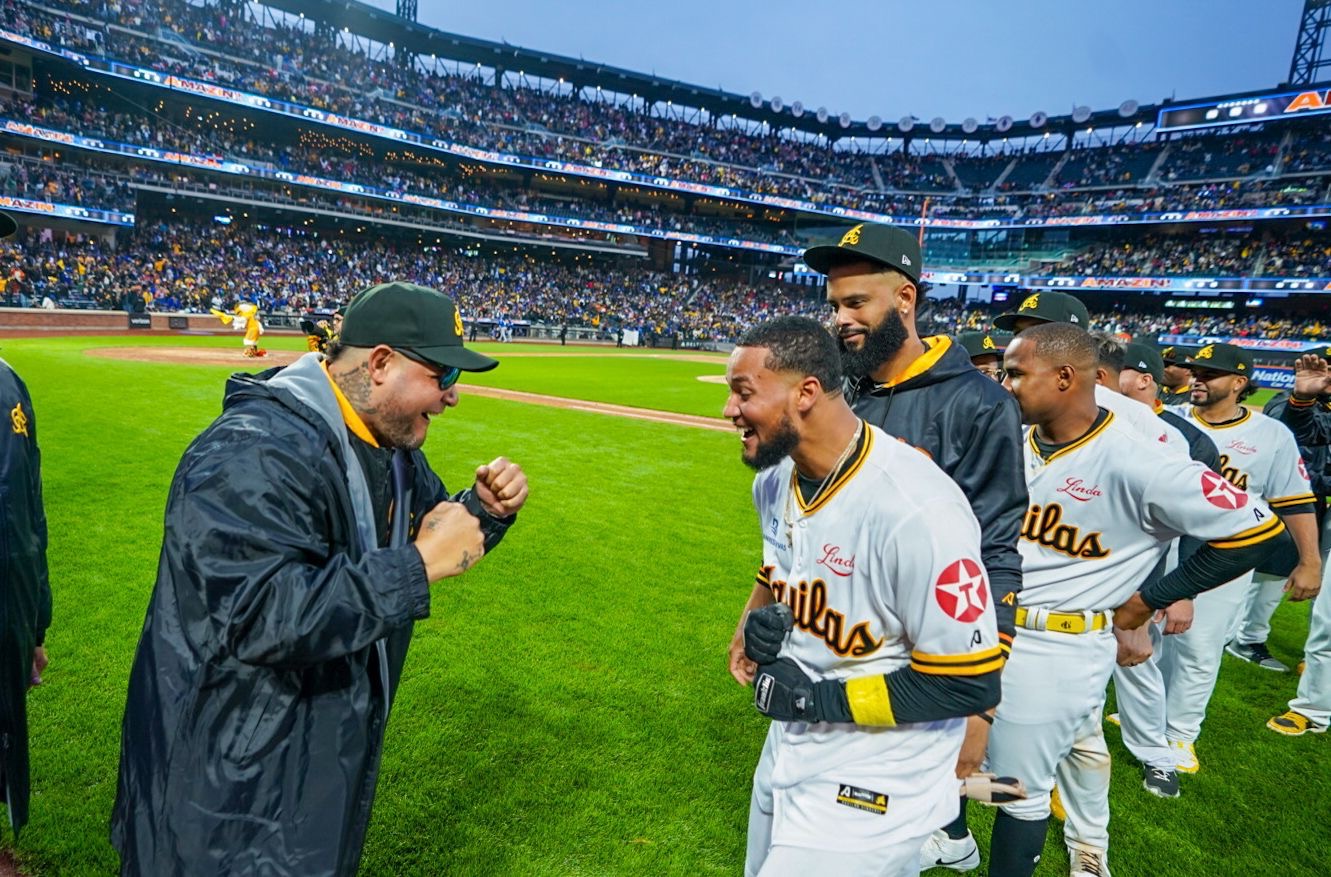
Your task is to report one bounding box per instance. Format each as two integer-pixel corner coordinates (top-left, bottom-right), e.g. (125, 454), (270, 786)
(1251, 366), (1295, 390)
(0, 194), (133, 227)
(1157, 87), (1331, 132)
(1158, 334), (1329, 354)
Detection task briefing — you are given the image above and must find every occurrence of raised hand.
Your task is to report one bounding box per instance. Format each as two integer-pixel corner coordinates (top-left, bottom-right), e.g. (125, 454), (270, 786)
(1292, 354), (1331, 399)
(473, 456), (528, 517)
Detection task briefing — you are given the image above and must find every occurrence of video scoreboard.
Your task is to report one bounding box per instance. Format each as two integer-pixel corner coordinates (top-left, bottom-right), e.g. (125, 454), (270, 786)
(1158, 86), (1331, 132)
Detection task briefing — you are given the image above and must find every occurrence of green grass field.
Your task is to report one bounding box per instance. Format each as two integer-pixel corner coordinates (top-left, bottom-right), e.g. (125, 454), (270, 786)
(1, 335), (1324, 876)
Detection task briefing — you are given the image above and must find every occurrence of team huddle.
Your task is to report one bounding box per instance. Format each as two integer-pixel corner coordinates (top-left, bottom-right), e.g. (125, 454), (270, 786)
(723, 223), (1328, 877)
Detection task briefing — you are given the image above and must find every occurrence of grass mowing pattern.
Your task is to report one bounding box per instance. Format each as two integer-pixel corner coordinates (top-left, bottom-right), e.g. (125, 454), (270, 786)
(0, 336), (1324, 875)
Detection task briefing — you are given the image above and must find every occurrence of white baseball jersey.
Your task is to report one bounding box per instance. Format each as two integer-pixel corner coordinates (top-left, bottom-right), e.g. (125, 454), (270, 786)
(1095, 384), (1188, 458)
(1181, 406), (1314, 509)
(750, 422), (999, 851)
(987, 408), (1287, 829)
(1019, 411), (1284, 612)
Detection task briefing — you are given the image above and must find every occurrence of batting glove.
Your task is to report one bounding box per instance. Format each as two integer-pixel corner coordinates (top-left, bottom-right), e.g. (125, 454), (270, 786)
(959, 772), (1027, 804)
(743, 602), (793, 665)
(752, 658), (852, 724)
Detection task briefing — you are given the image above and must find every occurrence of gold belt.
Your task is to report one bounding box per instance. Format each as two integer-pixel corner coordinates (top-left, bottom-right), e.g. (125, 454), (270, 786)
(1015, 607), (1112, 634)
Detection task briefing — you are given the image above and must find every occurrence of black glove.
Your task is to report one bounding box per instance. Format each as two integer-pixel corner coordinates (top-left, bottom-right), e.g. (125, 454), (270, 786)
(752, 658), (852, 724)
(743, 602), (794, 664)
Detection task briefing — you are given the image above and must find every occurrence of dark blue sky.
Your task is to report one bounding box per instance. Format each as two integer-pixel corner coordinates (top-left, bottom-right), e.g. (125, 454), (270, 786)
(379, 0), (1307, 122)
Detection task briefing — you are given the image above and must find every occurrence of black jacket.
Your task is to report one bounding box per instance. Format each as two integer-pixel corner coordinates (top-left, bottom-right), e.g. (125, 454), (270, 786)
(111, 355), (511, 876)
(0, 360), (50, 837)
(848, 337), (1025, 640)
(1265, 392), (1331, 496)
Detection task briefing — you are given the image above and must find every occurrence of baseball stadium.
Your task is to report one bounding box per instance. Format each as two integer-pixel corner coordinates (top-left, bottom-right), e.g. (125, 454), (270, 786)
(0, 0), (1329, 873)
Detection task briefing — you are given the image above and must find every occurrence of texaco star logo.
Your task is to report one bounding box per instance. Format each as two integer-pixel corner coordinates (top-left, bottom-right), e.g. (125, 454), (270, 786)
(935, 558), (989, 623)
(1200, 470), (1248, 510)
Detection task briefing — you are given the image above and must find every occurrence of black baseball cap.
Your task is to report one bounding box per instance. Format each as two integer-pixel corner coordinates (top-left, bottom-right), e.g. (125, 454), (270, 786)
(802, 222), (922, 283)
(340, 281), (497, 372)
(1184, 342), (1253, 376)
(956, 331), (1007, 359)
(0, 211), (16, 238)
(993, 290), (1090, 332)
(1122, 341), (1165, 384)
(1156, 343), (1182, 366)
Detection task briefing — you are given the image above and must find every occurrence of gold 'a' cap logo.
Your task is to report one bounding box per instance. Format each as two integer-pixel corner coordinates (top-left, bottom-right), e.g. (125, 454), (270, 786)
(453, 308), (464, 337)
(10, 402), (28, 437)
(1020, 293), (1040, 311)
(982, 335), (996, 350)
(1196, 345), (1214, 360)
(838, 224), (864, 247)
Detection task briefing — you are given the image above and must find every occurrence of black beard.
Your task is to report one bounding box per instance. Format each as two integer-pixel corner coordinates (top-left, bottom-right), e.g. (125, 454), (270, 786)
(839, 310), (910, 379)
(743, 414), (799, 471)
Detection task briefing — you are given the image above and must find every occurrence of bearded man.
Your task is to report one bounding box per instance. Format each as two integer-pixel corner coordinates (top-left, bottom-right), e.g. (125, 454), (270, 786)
(728, 223), (1025, 872)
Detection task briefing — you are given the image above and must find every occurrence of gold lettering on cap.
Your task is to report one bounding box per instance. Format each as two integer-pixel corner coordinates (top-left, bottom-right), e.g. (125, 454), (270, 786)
(454, 309), (464, 337)
(1021, 293), (1040, 311)
(839, 224), (864, 247)
(982, 335), (996, 350)
(1196, 345), (1214, 360)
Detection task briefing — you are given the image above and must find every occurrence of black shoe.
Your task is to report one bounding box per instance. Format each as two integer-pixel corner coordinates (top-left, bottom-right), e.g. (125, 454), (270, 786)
(1142, 764), (1180, 799)
(1225, 640), (1289, 672)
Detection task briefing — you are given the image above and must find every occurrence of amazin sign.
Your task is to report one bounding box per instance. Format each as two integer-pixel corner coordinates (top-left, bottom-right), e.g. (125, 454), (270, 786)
(1158, 86), (1331, 131)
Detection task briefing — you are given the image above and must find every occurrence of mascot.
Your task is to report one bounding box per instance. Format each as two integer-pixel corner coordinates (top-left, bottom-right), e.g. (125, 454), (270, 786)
(211, 302), (266, 357)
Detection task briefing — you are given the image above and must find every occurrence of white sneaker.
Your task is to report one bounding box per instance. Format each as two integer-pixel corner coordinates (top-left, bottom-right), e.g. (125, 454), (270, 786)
(1069, 846), (1111, 876)
(919, 829), (980, 872)
(1168, 738), (1199, 774)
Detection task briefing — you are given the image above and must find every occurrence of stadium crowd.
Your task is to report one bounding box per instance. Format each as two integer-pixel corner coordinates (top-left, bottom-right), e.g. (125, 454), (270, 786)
(920, 296), (1331, 341)
(6, 218), (1331, 343)
(0, 219), (823, 340)
(8, 0), (1331, 227)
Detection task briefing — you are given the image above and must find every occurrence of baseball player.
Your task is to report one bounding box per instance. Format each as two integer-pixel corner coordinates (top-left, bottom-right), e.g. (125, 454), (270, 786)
(1090, 341), (1231, 807)
(996, 293), (1184, 455)
(1265, 352), (1331, 734)
(787, 225), (1025, 872)
(1160, 343), (1321, 773)
(722, 316), (1002, 877)
(1157, 345), (1194, 407)
(956, 331), (1010, 381)
(982, 323), (1284, 877)
(1120, 342), (1222, 472)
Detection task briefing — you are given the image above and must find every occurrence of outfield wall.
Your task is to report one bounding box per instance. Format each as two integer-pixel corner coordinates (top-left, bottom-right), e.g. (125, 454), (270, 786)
(0, 307), (282, 333)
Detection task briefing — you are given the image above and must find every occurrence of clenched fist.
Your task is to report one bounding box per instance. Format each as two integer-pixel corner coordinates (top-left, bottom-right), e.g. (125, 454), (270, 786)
(474, 456), (528, 518)
(414, 501), (485, 582)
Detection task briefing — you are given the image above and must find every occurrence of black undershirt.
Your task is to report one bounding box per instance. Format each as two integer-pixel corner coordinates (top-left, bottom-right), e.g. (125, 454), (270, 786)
(1032, 408), (1110, 459)
(794, 420), (869, 503)
(348, 432), (395, 547)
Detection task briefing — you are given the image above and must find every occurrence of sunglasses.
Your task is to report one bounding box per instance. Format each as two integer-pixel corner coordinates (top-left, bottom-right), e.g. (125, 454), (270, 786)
(396, 349), (461, 390)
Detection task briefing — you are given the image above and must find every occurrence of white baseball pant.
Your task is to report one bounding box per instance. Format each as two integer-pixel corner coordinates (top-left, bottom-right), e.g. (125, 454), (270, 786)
(1161, 572), (1253, 743)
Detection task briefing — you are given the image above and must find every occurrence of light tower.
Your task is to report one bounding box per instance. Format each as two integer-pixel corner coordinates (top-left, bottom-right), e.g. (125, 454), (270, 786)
(1290, 0), (1331, 85)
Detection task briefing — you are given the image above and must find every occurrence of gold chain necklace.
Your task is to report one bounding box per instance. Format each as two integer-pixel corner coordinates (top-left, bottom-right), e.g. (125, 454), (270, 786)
(784, 420), (863, 547)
